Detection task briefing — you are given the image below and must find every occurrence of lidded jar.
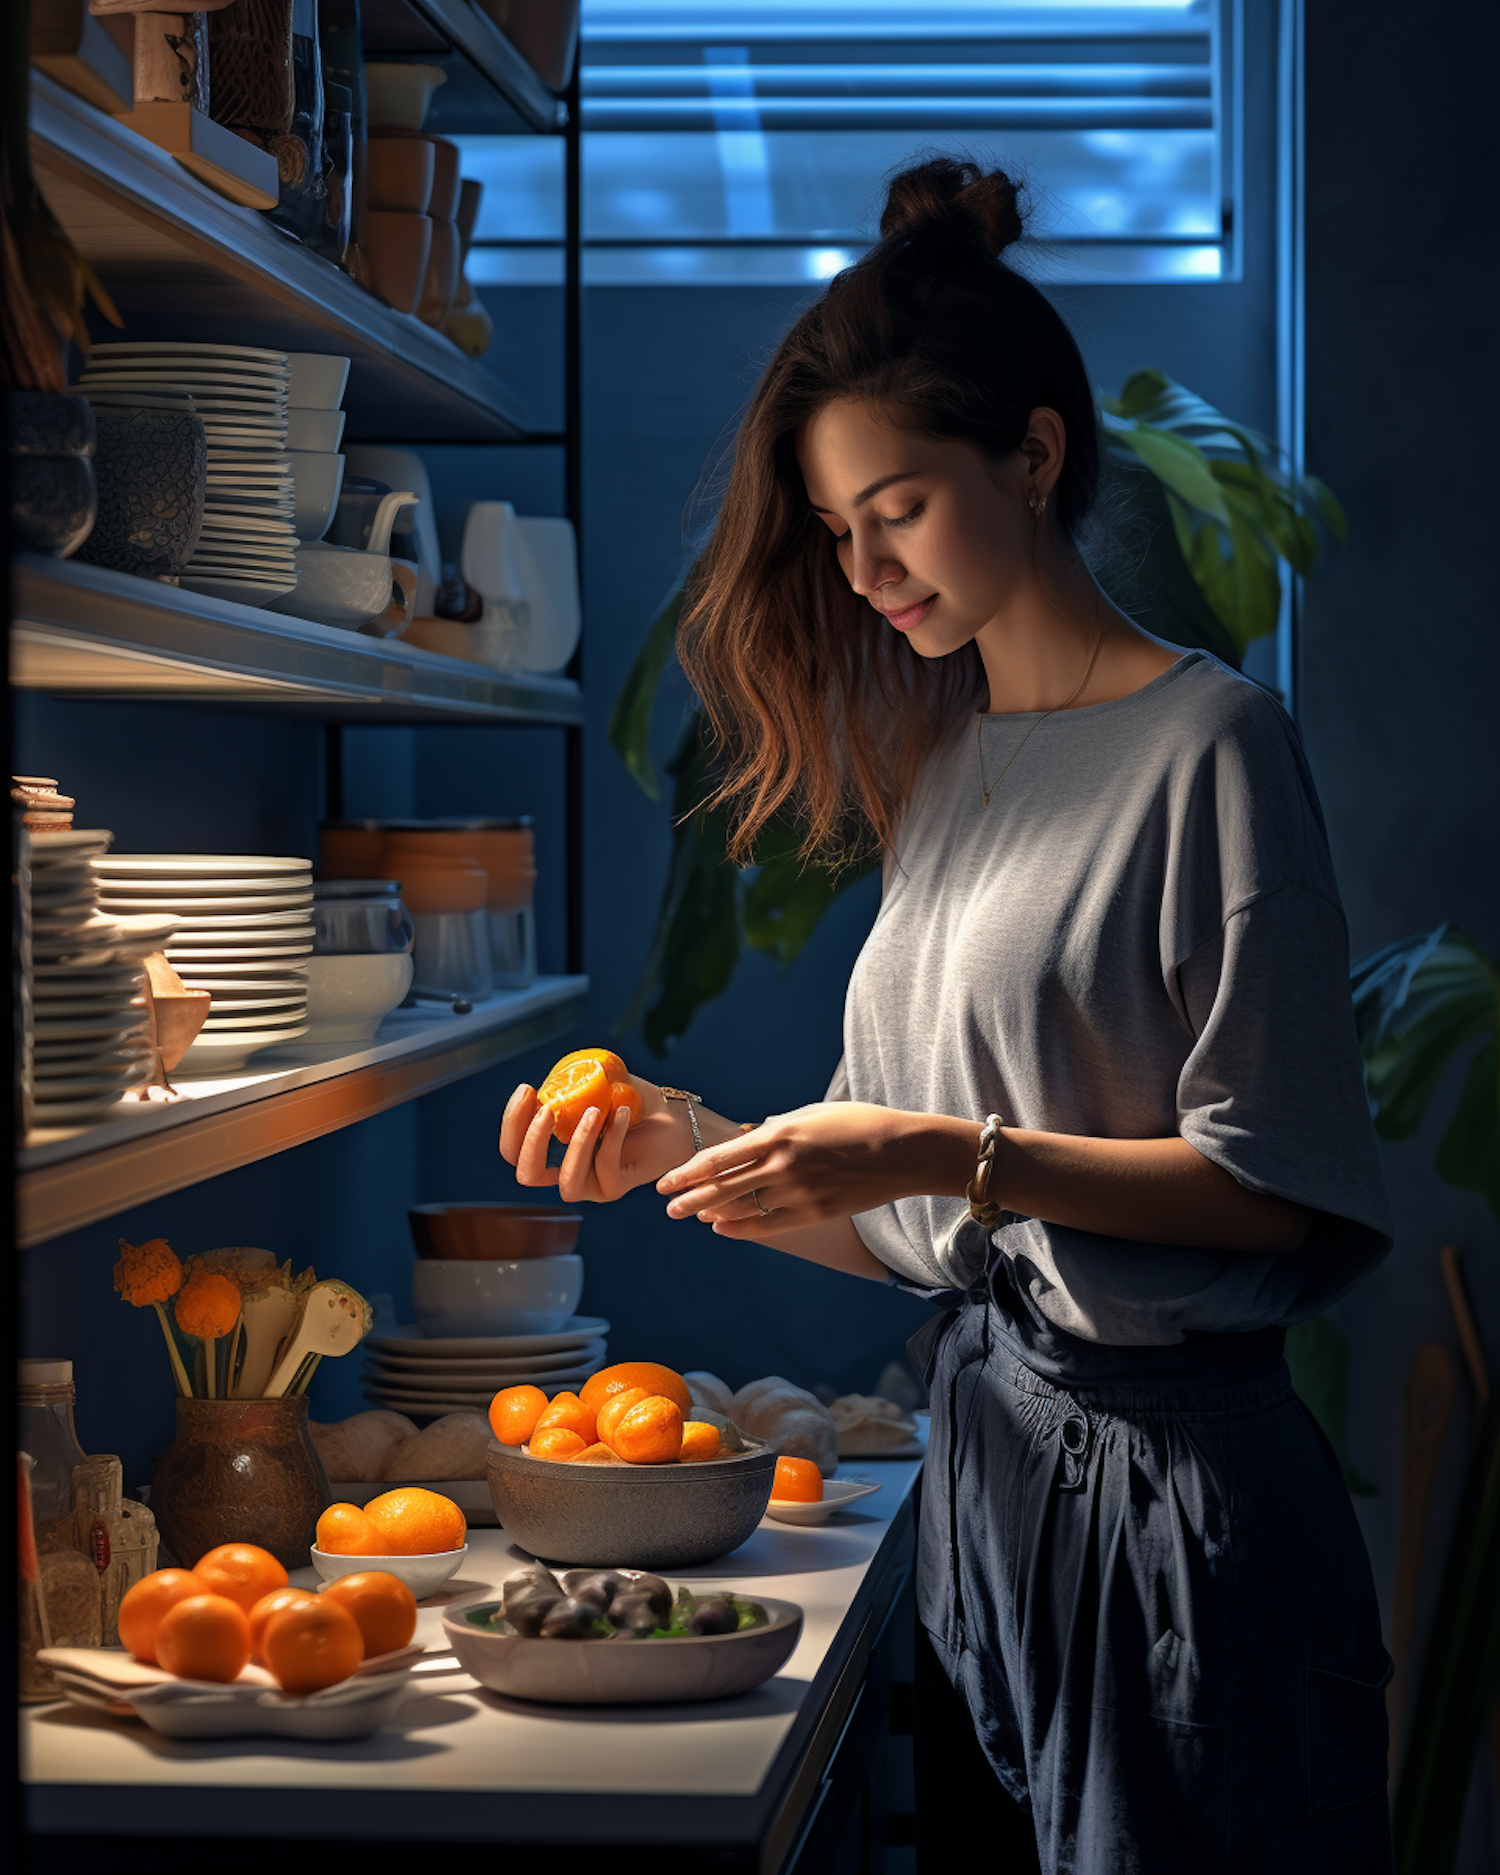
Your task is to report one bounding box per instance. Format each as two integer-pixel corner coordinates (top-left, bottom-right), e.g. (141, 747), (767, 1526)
(379, 856), (492, 1000)
(311, 877), (415, 956)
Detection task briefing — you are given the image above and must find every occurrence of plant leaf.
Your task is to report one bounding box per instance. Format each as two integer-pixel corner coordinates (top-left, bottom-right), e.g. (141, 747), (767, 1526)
(1432, 1036), (1500, 1214)
(1104, 368), (1271, 464)
(743, 838), (876, 970)
(1101, 465), (1242, 667)
(1105, 423), (1231, 523)
(1284, 1313), (1377, 1496)
(606, 578), (687, 803)
(1303, 473), (1349, 544)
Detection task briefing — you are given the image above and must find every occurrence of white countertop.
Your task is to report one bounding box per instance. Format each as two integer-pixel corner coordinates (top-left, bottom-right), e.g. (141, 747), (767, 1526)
(23, 1453), (922, 1847)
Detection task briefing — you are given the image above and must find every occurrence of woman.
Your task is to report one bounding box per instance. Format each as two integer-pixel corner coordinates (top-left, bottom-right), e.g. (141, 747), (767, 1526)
(501, 159), (1395, 1874)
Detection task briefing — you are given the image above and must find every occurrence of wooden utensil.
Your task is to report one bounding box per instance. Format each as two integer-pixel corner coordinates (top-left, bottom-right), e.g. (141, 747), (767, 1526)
(1388, 1340), (1457, 1774)
(263, 1281), (371, 1399)
(233, 1279), (305, 1399)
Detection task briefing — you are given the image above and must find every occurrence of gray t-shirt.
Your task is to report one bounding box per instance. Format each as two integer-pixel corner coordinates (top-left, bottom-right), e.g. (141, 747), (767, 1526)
(830, 650), (1392, 1344)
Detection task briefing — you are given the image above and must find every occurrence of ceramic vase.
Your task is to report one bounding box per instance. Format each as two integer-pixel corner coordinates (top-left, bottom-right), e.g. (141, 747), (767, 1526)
(151, 1395), (332, 1568)
(75, 402), (207, 580)
(6, 392), (97, 558)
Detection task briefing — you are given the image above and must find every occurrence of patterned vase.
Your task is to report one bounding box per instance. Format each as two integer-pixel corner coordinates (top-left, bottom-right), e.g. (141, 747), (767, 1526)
(151, 1396), (333, 1569)
(75, 403), (207, 581)
(6, 391), (97, 558)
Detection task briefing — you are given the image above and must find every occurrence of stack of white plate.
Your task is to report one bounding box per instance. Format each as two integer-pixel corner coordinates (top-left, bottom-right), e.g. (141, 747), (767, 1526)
(360, 1317), (611, 1418)
(93, 854), (313, 1072)
(79, 342), (296, 608)
(28, 830), (155, 1127)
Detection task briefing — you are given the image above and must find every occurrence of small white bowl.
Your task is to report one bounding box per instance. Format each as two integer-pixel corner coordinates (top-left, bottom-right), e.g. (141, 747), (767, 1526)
(364, 61), (447, 133)
(288, 407), (347, 452)
(310, 1543), (468, 1600)
(289, 449), (346, 541)
(763, 1477), (883, 1526)
(301, 952), (413, 1042)
(412, 1253), (584, 1337)
(286, 353), (351, 410)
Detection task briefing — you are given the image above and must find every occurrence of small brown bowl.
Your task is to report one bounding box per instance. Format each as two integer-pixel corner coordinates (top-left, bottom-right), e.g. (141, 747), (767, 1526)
(410, 1202), (582, 1261)
(367, 135), (435, 214)
(364, 211), (432, 316)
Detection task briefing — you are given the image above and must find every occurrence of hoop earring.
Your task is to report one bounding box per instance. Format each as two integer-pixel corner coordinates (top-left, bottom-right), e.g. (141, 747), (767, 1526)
(1029, 487), (1048, 521)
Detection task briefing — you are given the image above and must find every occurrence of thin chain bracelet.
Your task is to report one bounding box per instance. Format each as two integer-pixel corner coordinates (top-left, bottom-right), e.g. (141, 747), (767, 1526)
(660, 1086), (704, 1154)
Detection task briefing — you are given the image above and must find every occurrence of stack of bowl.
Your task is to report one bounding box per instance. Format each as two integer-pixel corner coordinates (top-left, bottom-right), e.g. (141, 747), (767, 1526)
(360, 1204), (605, 1418)
(93, 855), (314, 1072)
(364, 63), (447, 317)
(285, 353), (350, 545)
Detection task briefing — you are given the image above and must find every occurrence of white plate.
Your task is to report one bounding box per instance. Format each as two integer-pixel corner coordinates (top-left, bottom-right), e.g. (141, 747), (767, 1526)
(160, 909), (315, 929)
(30, 1097), (133, 1124)
(361, 1364), (597, 1397)
(176, 1025), (309, 1070)
(90, 340), (290, 362)
(364, 1341), (608, 1379)
(174, 966), (309, 982)
(362, 1390), (592, 1417)
(34, 1017), (148, 1040)
(99, 893), (313, 913)
(95, 880), (310, 899)
(366, 1318), (612, 1360)
(99, 854), (311, 874)
(201, 1007), (309, 1029)
(167, 942), (314, 958)
(763, 1477), (884, 1525)
(179, 577), (296, 606)
(29, 1077), (140, 1099)
(83, 367), (290, 390)
(26, 828), (112, 849)
(191, 981), (307, 999)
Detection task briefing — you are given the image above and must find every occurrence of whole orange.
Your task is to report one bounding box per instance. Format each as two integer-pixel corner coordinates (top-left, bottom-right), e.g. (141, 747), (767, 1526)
(680, 1420), (722, 1463)
(612, 1396), (684, 1465)
(155, 1593), (252, 1683)
(316, 1502), (391, 1556)
(320, 1572), (418, 1658)
(581, 1362), (694, 1421)
(262, 1597), (364, 1694)
(363, 1486), (467, 1556)
(534, 1390), (597, 1444)
(118, 1568), (206, 1664)
(248, 1587), (319, 1661)
(530, 1426), (587, 1459)
(596, 1386), (649, 1449)
(772, 1456), (824, 1502)
(489, 1383), (548, 1446)
(193, 1543), (288, 1612)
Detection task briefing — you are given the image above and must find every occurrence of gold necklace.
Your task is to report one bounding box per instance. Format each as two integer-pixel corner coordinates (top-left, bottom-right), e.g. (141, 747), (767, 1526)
(976, 622), (1109, 807)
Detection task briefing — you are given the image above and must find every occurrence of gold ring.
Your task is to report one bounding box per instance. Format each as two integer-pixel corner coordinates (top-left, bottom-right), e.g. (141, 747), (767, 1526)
(753, 1188), (771, 1217)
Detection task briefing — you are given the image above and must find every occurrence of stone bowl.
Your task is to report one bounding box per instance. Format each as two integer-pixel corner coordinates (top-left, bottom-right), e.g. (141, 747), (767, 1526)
(486, 1439), (777, 1570)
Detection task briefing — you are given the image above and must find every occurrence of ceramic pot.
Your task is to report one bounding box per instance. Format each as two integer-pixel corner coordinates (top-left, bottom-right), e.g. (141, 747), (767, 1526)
(364, 209), (432, 314)
(75, 402), (207, 580)
(151, 1395), (332, 1569)
(366, 133), (433, 212)
(6, 391), (97, 558)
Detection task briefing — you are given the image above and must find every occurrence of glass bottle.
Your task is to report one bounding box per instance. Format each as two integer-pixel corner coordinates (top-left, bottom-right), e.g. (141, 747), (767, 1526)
(73, 1455), (158, 1647)
(18, 1359), (102, 1654)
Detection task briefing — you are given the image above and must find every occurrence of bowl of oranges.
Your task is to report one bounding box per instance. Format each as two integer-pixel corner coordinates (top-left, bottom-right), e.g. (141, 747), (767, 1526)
(485, 1361), (777, 1569)
(311, 1485), (469, 1599)
(41, 1542), (425, 1740)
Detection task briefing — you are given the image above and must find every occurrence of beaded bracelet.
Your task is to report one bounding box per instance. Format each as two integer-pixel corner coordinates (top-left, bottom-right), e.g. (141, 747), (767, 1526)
(966, 1113), (1007, 1228)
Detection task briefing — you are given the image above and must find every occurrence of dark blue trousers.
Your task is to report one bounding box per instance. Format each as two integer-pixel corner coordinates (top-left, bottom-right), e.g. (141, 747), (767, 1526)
(913, 1280), (1395, 1875)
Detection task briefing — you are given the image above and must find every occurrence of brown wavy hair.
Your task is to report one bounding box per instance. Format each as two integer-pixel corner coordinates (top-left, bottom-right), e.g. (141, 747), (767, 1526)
(677, 156), (1101, 867)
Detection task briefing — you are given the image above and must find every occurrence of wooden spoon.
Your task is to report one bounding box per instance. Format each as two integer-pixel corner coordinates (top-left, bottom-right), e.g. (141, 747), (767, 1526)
(1388, 1340), (1456, 1775)
(234, 1279), (306, 1399)
(263, 1281), (372, 1399)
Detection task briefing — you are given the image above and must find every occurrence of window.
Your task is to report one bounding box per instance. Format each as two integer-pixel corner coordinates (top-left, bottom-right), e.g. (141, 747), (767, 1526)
(461, 0), (1237, 286)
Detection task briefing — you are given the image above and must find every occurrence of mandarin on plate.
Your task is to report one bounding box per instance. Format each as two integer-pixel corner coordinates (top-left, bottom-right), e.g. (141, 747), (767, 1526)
(489, 1383), (548, 1446)
(118, 1567), (206, 1664)
(612, 1395), (684, 1465)
(193, 1542), (288, 1612)
(363, 1486), (467, 1555)
(581, 1361), (694, 1420)
(262, 1597), (364, 1694)
(154, 1593), (253, 1683)
(316, 1502), (391, 1556)
(772, 1456), (824, 1502)
(248, 1586), (319, 1660)
(321, 1571), (418, 1656)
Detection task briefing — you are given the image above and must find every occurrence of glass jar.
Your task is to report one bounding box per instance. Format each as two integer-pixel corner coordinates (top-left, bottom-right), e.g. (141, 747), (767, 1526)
(73, 1454), (158, 1647)
(312, 878), (415, 956)
(385, 860), (493, 1001)
(18, 1358), (102, 1664)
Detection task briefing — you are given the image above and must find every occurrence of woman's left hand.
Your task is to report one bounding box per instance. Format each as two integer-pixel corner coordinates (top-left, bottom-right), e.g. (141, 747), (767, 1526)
(656, 1101), (966, 1236)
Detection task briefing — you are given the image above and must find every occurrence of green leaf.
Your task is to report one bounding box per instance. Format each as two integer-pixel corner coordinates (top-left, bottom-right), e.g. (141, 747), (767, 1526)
(1100, 465), (1242, 667)
(1213, 462), (1320, 574)
(1104, 368), (1271, 465)
(1433, 1036), (1500, 1213)
(1285, 1314), (1377, 1496)
(606, 578), (688, 802)
(743, 841), (876, 970)
(1105, 423), (1231, 523)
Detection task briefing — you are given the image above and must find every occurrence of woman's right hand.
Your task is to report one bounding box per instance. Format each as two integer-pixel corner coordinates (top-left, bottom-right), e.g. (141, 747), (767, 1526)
(499, 1076), (694, 1204)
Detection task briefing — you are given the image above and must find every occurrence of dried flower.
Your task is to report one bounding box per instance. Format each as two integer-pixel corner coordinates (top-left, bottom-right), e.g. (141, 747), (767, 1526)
(183, 1247), (278, 1292)
(175, 1270), (241, 1340)
(113, 1237), (183, 1307)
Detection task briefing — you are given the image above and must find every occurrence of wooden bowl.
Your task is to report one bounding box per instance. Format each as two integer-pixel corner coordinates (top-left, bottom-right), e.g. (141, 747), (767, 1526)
(409, 1201), (581, 1261)
(366, 135), (435, 214)
(364, 211), (432, 316)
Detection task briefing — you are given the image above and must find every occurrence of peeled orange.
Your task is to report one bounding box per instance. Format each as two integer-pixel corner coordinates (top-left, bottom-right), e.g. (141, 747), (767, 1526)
(316, 1502), (391, 1556)
(118, 1568), (206, 1664)
(680, 1420), (722, 1463)
(154, 1593), (252, 1683)
(320, 1571), (418, 1658)
(612, 1396), (684, 1465)
(537, 1048), (642, 1144)
(530, 1426), (588, 1459)
(582, 1362), (694, 1421)
(534, 1390), (597, 1445)
(596, 1386), (650, 1449)
(193, 1543), (288, 1612)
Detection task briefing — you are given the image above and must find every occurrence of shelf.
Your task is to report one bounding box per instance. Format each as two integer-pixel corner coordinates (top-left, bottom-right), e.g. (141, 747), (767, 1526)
(17, 975), (588, 1246)
(10, 556), (585, 723)
(362, 0), (563, 135)
(29, 75), (528, 443)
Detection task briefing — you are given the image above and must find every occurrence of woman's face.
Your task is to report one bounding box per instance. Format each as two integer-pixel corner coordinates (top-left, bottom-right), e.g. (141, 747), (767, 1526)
(797, 397), (1053, 656)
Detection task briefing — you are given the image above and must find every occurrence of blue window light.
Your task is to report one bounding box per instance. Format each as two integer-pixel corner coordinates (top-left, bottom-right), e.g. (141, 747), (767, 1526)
(460, 0), (1236, 286)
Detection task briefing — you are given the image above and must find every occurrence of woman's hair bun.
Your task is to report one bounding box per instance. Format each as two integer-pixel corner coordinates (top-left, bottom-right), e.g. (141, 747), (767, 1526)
(878, 157), (1024, 260)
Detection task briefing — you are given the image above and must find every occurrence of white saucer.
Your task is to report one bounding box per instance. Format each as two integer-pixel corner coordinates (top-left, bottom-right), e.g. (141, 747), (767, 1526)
(763, 1477), (883, 1525)
(366, 1317), (611, 1360)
